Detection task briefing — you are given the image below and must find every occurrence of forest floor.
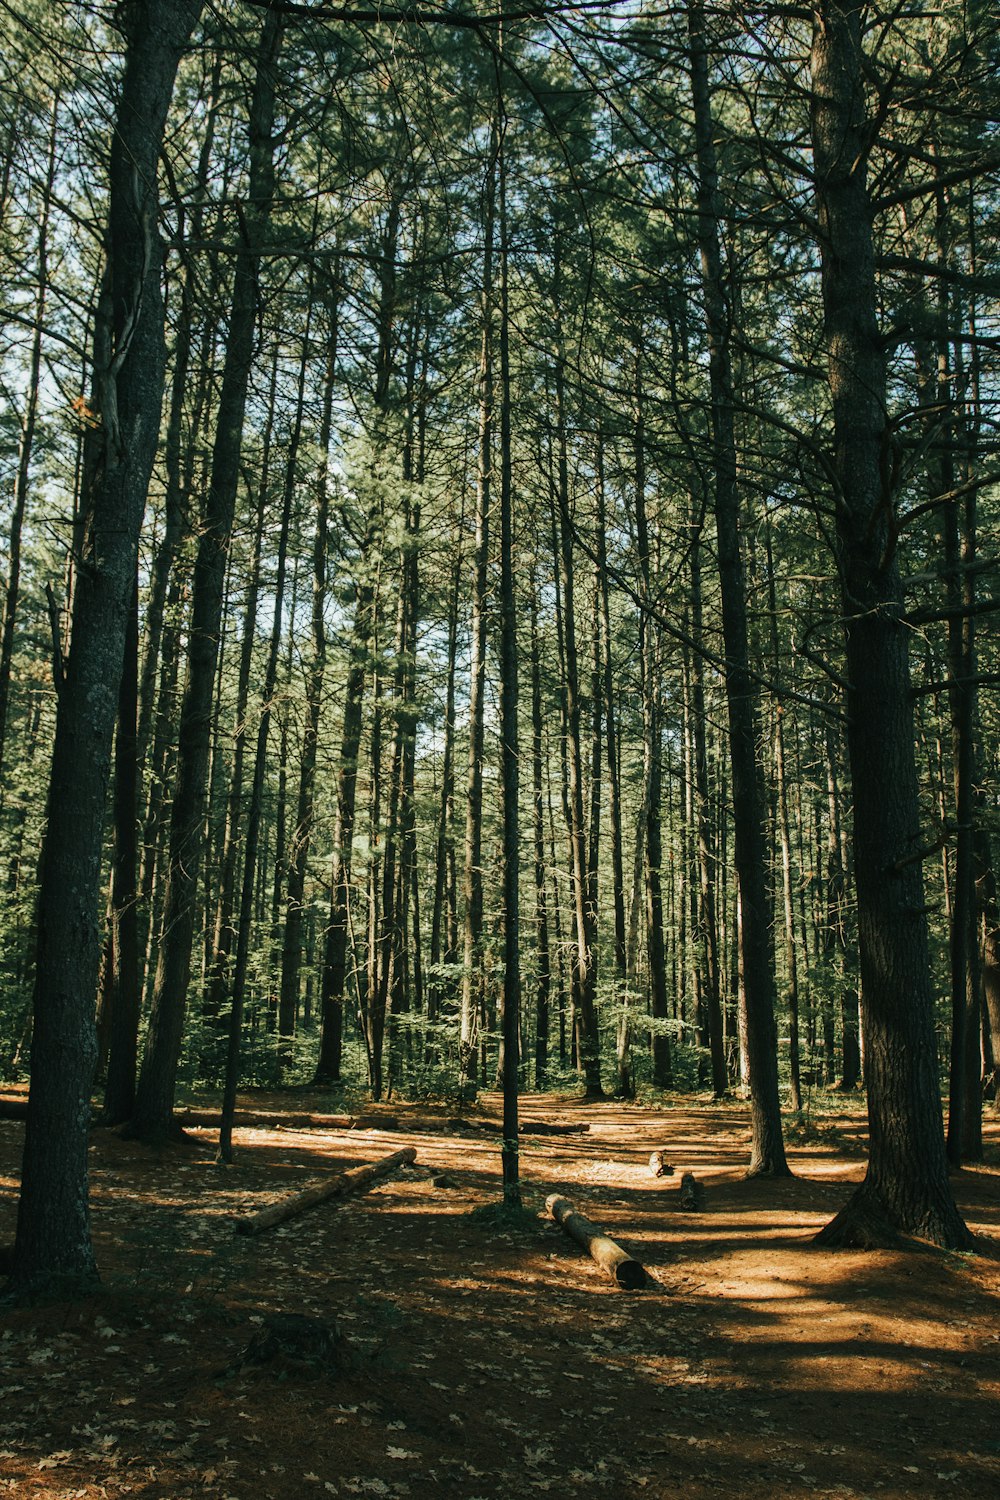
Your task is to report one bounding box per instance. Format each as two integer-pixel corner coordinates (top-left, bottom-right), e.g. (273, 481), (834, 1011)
(1, 1088), (999, 1500)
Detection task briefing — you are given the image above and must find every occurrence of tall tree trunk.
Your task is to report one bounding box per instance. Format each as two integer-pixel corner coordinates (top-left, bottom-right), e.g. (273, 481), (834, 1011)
(133, 10), (282, 1138)
(101, 582), (141, 1123)
(496, 99), (520, 1200)
(205, 351), (277, 1028)
(632, 353), (670, 1092)
(316, 199), (398, 1085)
(459, 140), (496, 1101)
(0, 90), (58, 788)
(280, 281), (337, 1055)
(809, 0), (970, 1248)
(8, 0), (203, 1297)
(688, 506), (728, 1096)
(594, 441), (630, 1096)
(764, 524), (802, 1112)
(529, 580), (551, 1089)
(688, 0), (787, 1174)
(553, 356), (602, 1097)
(217, 346), (296, 1162)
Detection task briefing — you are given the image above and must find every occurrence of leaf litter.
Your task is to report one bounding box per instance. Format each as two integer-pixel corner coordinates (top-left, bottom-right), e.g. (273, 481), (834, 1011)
(0, 1091), (998, 1498)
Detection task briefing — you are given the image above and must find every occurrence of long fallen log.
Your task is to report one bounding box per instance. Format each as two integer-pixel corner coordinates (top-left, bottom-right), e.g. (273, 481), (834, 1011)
(520, 1121), (590, 1136)
(546, 1193), (647, 1289)
(233, 1146), (417, 1236)
(176, 1108), (358, 1131)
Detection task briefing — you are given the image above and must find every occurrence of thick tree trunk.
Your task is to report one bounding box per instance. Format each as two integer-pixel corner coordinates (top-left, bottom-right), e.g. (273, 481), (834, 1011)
(7, 0), (203, 1298)
(810, 0), (970, 1248)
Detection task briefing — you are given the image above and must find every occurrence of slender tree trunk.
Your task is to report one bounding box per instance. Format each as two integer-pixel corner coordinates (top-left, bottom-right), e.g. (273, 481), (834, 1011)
(280, 282), (337, 1055)
(496, 103), (520, 1199)
(632, 354), (670, 1092)
(205, 351), (277, 1027)
(316, 200), (398, 1085)
(553, 360), (602, 1098)
(101, 581), (141, 1122)
(133, 11), (282, 1138)
(594, 441), (631, 1097)
(824, 724), (860, 1090)
(688, 0), (787, 1175)
(459, 142), (496, 1101)
(0, 91), (58, 788)
(688, 507), (728, 1096)
(217, 348), (296, 1162)
(529, 581), (551, 1089)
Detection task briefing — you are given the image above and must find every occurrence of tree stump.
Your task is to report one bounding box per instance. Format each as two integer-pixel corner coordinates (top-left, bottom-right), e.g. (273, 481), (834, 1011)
(227, 1313), (350, 1379)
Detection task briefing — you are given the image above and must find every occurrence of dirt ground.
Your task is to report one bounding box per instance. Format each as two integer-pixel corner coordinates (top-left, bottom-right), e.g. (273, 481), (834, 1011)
(1, 1088), (998, 1500)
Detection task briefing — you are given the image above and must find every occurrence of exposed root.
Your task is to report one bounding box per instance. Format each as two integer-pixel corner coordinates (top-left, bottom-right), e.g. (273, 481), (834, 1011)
(813, 1188), (906, 1250)
(814, 1183), (975, 1252)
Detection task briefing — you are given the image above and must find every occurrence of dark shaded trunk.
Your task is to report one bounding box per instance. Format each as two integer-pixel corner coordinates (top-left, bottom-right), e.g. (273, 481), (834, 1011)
(101, 581), (141, 1123)
(809, 0), (970, 1248)
(8, 0), (203, 1298)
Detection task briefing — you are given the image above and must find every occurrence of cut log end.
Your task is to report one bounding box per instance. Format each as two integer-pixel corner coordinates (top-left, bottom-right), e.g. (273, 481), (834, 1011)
(546, 1193), (647, 1290)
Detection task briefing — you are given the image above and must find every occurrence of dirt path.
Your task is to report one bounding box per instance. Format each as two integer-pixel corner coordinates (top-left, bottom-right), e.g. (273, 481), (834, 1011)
(1, 1092), (998, 1499)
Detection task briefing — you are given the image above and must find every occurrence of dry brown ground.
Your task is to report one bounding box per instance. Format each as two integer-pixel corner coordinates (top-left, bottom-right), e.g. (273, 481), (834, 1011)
(1, 1089), (999, 1500)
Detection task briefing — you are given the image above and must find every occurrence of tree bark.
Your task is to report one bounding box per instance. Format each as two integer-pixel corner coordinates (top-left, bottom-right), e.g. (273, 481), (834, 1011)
(7, 0), (203, 1298)
(687, 0), (787, 1174)
(133, 9), (282, 1139)
(809, 0), (970, 1248)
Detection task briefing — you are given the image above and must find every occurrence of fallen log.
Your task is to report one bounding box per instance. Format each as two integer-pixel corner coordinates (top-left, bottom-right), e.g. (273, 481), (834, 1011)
(176, 1108), (357, 1131)
(545, 1193), (647, 1289)
(520, 1121), (590, 1136)
(233, 1146), (417, 1236)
